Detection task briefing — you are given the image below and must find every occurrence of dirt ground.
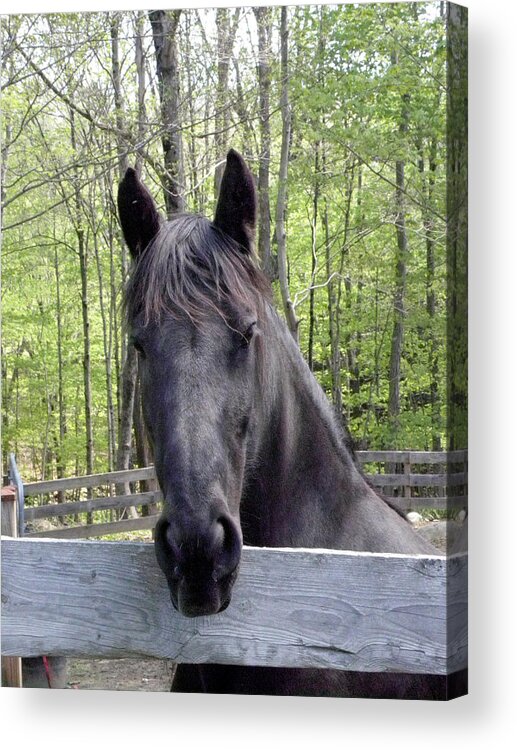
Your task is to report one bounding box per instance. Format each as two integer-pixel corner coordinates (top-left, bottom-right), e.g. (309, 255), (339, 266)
(65, 658), (175, 691)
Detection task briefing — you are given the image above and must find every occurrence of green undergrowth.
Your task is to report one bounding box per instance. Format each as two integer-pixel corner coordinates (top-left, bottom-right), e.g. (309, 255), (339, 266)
(98, 529), (154, 543)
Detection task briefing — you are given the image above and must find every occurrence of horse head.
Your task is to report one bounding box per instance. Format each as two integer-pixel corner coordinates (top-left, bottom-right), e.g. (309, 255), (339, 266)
(118, 151), (268, 617)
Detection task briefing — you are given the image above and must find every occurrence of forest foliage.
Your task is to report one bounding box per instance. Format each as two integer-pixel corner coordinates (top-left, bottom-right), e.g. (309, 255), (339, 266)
(1, 3), (464, 482)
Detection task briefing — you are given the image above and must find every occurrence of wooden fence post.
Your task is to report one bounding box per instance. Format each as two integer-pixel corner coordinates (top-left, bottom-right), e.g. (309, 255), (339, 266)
(1, 485), (23, 687)
(1, 485), (18, 537)
(403, 452), (411, 507)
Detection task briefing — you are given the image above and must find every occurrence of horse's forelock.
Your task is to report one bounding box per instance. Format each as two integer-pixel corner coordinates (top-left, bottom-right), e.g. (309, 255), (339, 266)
(124, 214), (271, 327)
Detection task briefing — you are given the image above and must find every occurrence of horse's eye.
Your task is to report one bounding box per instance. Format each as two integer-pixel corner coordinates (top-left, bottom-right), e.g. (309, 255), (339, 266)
(239, 321), (257, 348)
(131, 338), (146, 358)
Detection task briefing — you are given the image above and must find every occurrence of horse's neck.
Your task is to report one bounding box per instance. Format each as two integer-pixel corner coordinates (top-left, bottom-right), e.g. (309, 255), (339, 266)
(242, 311), (435, 555)
(242, 313), (361, 547)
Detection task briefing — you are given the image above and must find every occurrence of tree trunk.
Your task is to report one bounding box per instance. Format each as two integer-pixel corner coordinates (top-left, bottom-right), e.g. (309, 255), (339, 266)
(387, 52), (410, 443)
(134, 11), (147, 178)
(101, 176), (118, 469)
(133, 378), (158, 516)
(254, 7), (274, 279)
(233, 57), (256, 159)
(110, 13), (130, 179)
(324, 197), (341, 416)
(327, 166), (354, 421)
(351, 166), (365, 400)
(275, 6), (298, 341)
(111, 13), (138, 516)
(307, 145), (320, 371)
(214, 8), (240, 196)
(307, 8), (327, 371)
(110, 218), (121, 433)
(70, 112), (94, 515)
(77, 228), (93, 474)
(116, 346), (138, 518)
(183, 12), (200, 211)
(93, 228), (115, 471)
(418, 137), (441, 450)
(149, 9), (185, 216)
(52, 241), (66, 501)
(446, 4), (468, 452)
(342, 172), (356, 423)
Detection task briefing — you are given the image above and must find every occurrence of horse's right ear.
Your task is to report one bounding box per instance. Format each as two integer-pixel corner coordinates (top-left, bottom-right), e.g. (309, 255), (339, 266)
(214, 149), (256, 254)
(117, 168), (161, 258)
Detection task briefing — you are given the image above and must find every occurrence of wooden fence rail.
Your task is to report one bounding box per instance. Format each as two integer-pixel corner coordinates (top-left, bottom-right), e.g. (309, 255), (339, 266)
(357, 450), (468, 511)
(23, 467), (156, 496)
(1, 537), (468, 677)
(24, 491), (162, 521)
(18, 459), (160, 539)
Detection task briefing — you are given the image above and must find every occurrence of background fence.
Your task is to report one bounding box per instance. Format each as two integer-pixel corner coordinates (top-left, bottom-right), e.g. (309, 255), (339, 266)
(357, 450), (468, 511)
(8, 450), (468, 540)
(23, 466), (161, 539)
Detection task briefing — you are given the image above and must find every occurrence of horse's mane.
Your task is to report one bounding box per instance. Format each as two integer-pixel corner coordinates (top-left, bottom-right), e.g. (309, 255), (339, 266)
(124, 214), (271, 326)
(275, 322), (409, 520)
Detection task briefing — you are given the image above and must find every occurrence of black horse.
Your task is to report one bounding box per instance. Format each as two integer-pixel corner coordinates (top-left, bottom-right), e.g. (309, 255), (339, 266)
(118, 150), (460, 699)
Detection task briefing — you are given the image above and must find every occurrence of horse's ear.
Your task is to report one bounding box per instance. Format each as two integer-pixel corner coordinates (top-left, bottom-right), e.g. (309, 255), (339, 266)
(117, 168), (161, 258)
(214, 149), (256, 254)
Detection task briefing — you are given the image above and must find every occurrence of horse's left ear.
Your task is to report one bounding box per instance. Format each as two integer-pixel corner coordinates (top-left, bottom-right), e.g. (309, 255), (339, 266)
(214, 149), (256, 254)
(117, 167), (161, 258)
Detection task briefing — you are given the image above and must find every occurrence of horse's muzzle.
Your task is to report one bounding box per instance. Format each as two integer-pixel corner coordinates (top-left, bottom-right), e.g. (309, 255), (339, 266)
(154, 513), (242, 618)
(170, 583), (234, 618)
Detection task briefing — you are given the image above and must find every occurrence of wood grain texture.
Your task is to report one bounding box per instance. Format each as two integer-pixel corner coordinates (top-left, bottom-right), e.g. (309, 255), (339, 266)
(356, 450), (467, 464)
(24, 515), (160, 539)
(367, 472), (467, 488)
(23, 467), (156, 496)
(1, 489), (18, 537)
(24, 492), (162, 520)
(1, 538), (467, 675)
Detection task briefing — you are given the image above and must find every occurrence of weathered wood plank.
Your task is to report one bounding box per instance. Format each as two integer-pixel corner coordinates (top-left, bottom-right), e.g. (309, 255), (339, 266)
(1, 538), (467, 675)
(357, 450), (467, 464)
(367, 472), (467, 488)
(23, 467), (156, 496)
(24, 515), (160, 539)
(357, 451), (409, 463)
(410, 472), (467, 487)
(24, 492), (163, 521)
(408, 450), (468, 464)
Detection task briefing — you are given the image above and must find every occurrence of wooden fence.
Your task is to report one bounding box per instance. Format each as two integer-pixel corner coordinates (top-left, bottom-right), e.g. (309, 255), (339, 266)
(1, 536), (468, 677)
(23, 466), (162, 539)
(1, 467), (468, 690)
(14, 450), (468, 540)
(356, 450), (468, 512)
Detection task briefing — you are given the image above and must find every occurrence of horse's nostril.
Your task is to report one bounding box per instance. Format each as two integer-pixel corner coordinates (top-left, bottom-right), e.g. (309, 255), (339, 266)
(214, 514), (242, 574)
(212, 519), (226, 550)
(216, 516), (231, 552)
